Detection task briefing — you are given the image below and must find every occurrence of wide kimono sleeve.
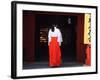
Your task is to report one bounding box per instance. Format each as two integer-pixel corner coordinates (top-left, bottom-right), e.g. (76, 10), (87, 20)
(48, 29), (51, 46)
(57, 29), (63, 46)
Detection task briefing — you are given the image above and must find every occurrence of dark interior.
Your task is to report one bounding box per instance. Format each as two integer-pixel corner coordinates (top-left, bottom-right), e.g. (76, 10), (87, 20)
(35, 14), (77, 62)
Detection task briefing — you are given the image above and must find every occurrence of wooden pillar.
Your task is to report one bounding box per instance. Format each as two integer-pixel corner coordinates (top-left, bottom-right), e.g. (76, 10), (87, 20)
(23, 11), (35, 63)
(76, 14), (85, 63)
(85, 44), (91, 65)
(84, 14), (91, 65)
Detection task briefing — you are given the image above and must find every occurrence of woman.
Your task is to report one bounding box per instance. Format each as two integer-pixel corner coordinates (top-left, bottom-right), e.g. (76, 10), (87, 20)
(48, 25), (63, 67)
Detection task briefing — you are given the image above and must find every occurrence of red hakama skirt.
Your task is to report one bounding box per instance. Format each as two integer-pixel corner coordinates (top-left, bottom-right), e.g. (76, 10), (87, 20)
(49, 37), (61, 67)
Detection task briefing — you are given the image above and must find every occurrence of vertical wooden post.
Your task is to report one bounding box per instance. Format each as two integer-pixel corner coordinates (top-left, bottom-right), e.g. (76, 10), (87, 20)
(84, 14), (91, 65)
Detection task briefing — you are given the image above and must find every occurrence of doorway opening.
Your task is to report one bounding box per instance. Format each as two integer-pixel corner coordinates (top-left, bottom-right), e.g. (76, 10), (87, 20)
(35, 14), (77, 63)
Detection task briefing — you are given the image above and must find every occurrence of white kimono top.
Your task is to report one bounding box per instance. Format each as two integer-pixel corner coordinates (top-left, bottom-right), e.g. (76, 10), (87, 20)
(48, 27), (63, 46)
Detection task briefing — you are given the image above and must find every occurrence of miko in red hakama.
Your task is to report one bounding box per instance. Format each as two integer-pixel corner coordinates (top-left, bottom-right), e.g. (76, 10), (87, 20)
(48, 26), (63, 67)
(49, 37), (61, 67)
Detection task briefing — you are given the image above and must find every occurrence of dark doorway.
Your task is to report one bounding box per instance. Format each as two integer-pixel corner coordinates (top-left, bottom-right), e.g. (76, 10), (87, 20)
(61, 16), (77, 62)
(35, 14), (77, 62)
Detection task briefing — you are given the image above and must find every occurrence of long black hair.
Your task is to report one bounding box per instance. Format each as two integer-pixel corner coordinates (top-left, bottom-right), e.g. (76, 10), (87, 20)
(51, 27), (54, 32)
(50, 24), (58, 32)
(49, 25), (55, 32)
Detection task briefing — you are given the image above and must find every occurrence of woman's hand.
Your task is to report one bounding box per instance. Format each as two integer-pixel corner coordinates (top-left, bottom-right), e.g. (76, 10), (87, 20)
(59, 42), (61, 46)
